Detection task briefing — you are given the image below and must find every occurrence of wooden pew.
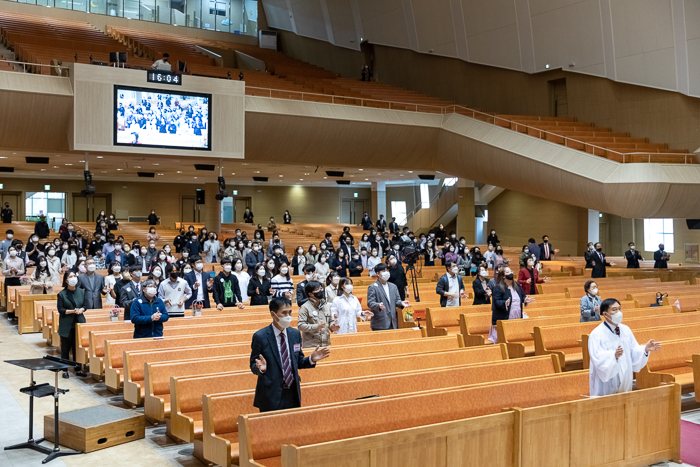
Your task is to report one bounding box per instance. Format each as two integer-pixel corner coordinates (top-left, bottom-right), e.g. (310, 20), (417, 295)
(236, 373), (679, 467)
(425, 305), (491, 336)
(499, 306), (675, 359)
(636, 337), (700, 392)
(535, 312), (700, 370)
(145, 346), (507, 424)
(196, 355), (559, 464)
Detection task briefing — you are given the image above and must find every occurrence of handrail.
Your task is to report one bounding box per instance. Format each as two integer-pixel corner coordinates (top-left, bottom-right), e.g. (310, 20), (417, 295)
(0, 58), (68, 76)
(404, 182), (453, 224)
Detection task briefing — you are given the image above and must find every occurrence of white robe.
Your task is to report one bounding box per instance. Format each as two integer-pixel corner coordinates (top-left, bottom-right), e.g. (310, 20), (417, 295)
(588, 321), (649, 397)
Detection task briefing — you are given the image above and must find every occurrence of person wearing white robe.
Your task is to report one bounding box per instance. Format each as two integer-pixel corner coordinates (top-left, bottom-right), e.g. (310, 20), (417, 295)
(330, 278), (373, 334)
(588, 298), (661, 397)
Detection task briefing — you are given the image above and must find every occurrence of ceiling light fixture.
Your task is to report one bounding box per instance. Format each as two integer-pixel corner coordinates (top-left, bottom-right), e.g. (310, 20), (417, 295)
(65, 163), (73, 166)
(96, 156), (103, 159)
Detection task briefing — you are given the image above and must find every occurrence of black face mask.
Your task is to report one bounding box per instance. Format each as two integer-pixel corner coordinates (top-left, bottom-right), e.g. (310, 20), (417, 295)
(170, 273), (179, 280)
(313, 291), (324, 299)
(505, 274), (514, 280)
(596, 248), (602, 252)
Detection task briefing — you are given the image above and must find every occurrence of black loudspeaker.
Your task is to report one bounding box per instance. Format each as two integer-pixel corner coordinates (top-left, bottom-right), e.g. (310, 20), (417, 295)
(686, 219), (700, 229)
(196, 190), (205, 205)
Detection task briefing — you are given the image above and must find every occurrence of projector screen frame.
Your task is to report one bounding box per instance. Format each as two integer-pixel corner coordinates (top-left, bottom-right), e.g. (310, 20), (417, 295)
(113, 84), (213, 151)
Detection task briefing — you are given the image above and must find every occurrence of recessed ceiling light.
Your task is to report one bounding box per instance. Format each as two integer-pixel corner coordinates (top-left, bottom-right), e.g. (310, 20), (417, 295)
(96, 156), (103, 159)
(365, 178), (369, 181)
(279, 175), (283, 177)
(65, 163), (72, 166)
(153, 163), (159, 166)
(300, 178), (303, 181)
(304, 173), (309, 175)
(53, 166), (58, 168)
(358, 169), (363, 171)
(194, 177), (197, 179)
(323, 176), (327, 179)
(12, 152), (16, 154)
(255, 171), (260, 173)
(242, 163), (248, 166)
(408, 171), (413, 173)
(116, 168), (122, 171)
(79, 160), (85, 163)
(0, 157), (6, 159)
(41, 169), (46, 171)
(157, 173), (164, 176)
(177, 171), (182, 173)
(134, 166), (141, 168)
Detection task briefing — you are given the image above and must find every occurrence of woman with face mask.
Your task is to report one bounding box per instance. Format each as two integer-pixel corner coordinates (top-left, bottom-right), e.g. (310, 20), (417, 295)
(298, 280), (338, 347)
(30, 255), (57, 295)
(151, 249), (170, 274)
(107, 213), (119, 231)
(147, 209), (159, 226)
(493, 246), (508, 269)
(203, 232), (220, 264)
(283, 210), (292, 225)
(444, 244), (459, 263)
(130, 279), (169, 338)
(423, 240), (437, 267)
(359, 234), (371, 252)
(291, 246), (307, 276)
(223, 238), (236, 260)
(325, 271), (342, 303)
(456, 247), (471, 273)
(231, 258), (250, 303)
(367, 248), (382, 276)
(518, 256), (549, 295)
(104, 262), (123, 304)
(270, 263), (294, 300)
(95, 210), (107, 229)
(434, 224), (447, 246)
(56, 271), (87, 366)
(386, 253), (409, 301)
(305, 244), (319, 266)
(472, 264), (492, 305)
(247, 263), (273, 306)
(518, 245), (531, 269)
(197, 227), (209, 245)
(486, 229), (499, 248)
(580, 280), (602, 322)
(348, 251), (363, 277)
(60, 243), (78, 268)
(147, 227), (160, 244)
(313, 253), (330, 284)
(489, 267), (534, 343)
(330, 248), (348, 278)
(45, 245), (62, 277)
(470, 247), (485, 277)
(330, 277), (373, 334)
(267, 217), (277, 232)
(149, 265), (164, 287)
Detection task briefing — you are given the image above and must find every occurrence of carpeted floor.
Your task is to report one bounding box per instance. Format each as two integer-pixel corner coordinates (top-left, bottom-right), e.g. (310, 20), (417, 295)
(681, 420), (700, 467)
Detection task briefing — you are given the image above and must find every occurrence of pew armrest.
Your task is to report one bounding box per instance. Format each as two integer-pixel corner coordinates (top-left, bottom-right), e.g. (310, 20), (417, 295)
(636, 367), (675, 389)
(462, 334), (485, 347)
(430, 327), (449, 337)
(505, 342), (525, 359)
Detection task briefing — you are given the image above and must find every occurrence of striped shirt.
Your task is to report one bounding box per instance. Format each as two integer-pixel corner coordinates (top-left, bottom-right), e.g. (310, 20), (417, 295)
(270, 274), (294, 297)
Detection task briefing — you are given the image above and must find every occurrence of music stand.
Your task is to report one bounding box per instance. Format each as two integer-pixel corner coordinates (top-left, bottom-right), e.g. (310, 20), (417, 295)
(4, 357), (82, 464)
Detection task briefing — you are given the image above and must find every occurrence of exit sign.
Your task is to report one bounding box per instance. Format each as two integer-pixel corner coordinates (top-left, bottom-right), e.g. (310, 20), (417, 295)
(233, 190), (238, 195)
(44, 185), (50, 190)
(353, 193), (358, 198)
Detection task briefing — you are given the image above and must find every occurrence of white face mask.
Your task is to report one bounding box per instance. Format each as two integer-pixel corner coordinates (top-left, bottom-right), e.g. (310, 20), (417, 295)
(113, 266), (121, 273)
(268, 263), (275, 270)
(67, 277), (78, 286)
(393, 245), (400, 250)
(62, 245), (68, 250)
(305, 274), (313, 281)
(159, 254), (166, 260)
(275, 314), (293, 329)
(40, 261), (47, 267)
(164, 247), (171, 252)
(451, 267), (458, 274)
(389, 258), (397, 266)
(298, 249), (303, 255)
(372, 251), (378, 257)
(488, 245), (493, 251)
(352, 255), (359, 260)
(257, 270), (265, 277)
(630, 246), (635, 250)
(141, 249), (147, 255)
(480, 270), (489, 277)
(183, 268), (192, 275)
(7, 234), (13, 239)
(146, 287), (157, 296)
(87, 264), (96, 272)
(78, 265), (86, 273)
(610, 311), (623, 325)
(32, 237), (38, 242)
(320, 257), (326, 263)
(223, 265), (232, 272)
(590, 287), (598, 296)
(183, 252), (189, 257)
(380, 271), (391, 281)
(332, 276), (340, 284)
(195, 263), (204, 271)
(79, 257), (86, 262)
(48, 250), (55, 256)
(451, 234), (456, 239)
(150, 244), (156, 249)
(234, 263), (242, 271)
(253, 246), (260, 251)
(344, 284), (353, 294)
(115, 245), (122, 251)
(152, 270), (162, 278)
(338, 252), (344, 258)
(280, 267), (289, 275)
(321, 245), (327, 250)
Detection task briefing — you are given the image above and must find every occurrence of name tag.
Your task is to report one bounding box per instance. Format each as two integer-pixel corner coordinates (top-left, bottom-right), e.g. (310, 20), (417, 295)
(293, 343), (301, 352)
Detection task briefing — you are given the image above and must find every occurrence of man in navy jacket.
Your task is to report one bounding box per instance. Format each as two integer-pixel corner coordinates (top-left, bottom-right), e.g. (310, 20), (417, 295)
(130, 279), (169, 338)
(250, 297), (330, 412)
(184, 257), (213, 308)
(246, 242), (265, 275)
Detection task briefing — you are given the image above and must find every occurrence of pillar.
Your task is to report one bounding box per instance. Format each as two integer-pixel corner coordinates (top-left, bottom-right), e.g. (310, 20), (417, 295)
(371, 181), (386, 221)
(456, 179), (475, 243)
(203, 182), (222, 233)
(588, 209), (600, 244)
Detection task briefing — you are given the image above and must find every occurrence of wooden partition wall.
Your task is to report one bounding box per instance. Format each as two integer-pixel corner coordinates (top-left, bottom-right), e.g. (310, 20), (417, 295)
(279, 384), (680, 467)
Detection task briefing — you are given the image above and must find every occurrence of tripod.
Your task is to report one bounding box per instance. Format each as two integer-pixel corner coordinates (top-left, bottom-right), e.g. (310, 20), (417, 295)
(405, 261), (420, 303)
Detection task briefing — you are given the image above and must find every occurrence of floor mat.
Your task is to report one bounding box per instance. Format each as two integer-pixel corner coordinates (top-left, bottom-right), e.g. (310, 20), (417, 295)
(681, 420), (700, 467)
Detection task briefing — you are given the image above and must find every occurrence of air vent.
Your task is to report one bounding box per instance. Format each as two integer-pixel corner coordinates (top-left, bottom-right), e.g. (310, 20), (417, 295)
(253, 176), (268, 182)
(335, 180), (351, 185)
(137, 172), (155, 178)
(25, 157), (50, 164)
(326, 171), (344, 177)
(194, 164), (216, 171)
(0, 167), (14, 172)
(418, 174), (435, 180)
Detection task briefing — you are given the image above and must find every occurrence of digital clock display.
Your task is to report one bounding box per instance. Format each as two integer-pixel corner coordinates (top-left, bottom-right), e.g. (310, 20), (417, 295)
(147, 71), (182, 85)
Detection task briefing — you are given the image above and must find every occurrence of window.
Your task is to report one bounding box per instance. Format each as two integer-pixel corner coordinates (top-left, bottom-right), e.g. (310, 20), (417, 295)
(420, 183), (430, 209)
(444, 177), (458, 187)
(390, 201), (407, 225)
(25, 192), (66, 224)
(644, 219), (674, 253)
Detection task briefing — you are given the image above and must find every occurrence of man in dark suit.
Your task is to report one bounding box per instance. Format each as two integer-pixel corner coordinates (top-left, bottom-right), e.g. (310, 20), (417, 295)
(118, 265), (143, 320)
(366, 263), (408, 330)
(295, 264), (318, 307)
(339, 237), (356, 258)
(77, 258), (107, 308)
(245, 242), (265, 275)
(361, 213), (373, 230)
(376, 214), (387, 233)
(590, 242), (616, 278)
(654, 244), (669, 269)
(250, 297), (330, 412)
(184, 257), (213, 309)
(625, 242), (644, 268)
(320, 233), (334, 251)
(527, 238), (541, 263)
(538, 235), (559, 261)
(388, 217), (399, 234)
(435, 261), (467, 307)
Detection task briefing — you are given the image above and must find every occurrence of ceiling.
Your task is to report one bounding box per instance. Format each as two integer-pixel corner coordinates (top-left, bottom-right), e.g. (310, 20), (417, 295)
(0, 149), (446, 186)
(262, 0), (700, 97)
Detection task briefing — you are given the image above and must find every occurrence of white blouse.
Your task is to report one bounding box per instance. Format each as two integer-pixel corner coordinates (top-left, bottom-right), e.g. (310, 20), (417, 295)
(314, 261), (330, 283)
(330, 294), (365, 334)
(233, 271), (250, 302)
